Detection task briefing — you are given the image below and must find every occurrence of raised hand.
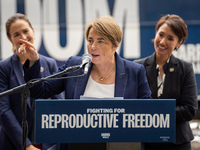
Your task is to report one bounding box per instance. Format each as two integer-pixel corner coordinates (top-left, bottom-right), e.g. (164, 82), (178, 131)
(18, 39), (39, 67)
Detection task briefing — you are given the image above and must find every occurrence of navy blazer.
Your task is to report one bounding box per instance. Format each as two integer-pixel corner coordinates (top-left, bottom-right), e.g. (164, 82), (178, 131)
(0, 53), (63, 150)
(135, 52), (198, 144)
(24, 52), (151, 100)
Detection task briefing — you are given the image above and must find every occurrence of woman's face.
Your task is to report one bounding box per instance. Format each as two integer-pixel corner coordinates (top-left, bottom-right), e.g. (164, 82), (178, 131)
(8, 19), (35, 52)
(87, 27), (117, 65)
(154, 23), (181, 58)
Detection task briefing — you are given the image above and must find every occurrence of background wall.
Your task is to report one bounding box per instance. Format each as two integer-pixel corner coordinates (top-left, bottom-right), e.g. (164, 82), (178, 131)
(0, 0), (199, 98)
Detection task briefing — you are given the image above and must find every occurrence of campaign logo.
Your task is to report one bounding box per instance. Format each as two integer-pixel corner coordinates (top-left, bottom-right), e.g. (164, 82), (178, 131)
(101, 133), (110, 139)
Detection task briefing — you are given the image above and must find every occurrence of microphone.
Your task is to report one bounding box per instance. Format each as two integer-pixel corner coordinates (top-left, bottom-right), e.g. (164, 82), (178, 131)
(81, 54), (92, 74)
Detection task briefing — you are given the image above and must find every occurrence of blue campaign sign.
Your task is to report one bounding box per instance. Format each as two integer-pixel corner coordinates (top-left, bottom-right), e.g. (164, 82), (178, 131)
(35, 99), (175, 144)
(0, 1), (200, 96)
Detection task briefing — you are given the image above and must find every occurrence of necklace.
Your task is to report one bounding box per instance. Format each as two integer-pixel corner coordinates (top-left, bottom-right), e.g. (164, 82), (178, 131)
(95, 65), (116, 81)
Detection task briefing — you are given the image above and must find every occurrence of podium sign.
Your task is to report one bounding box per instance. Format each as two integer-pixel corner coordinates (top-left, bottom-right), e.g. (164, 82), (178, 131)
(35, 99), (175, 143)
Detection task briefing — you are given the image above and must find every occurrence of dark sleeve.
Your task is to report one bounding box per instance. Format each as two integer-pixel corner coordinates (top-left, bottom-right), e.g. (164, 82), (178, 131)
(47, 59), (64, 99)
(23, 59), (46, 98)
(176, 63), (198, 123)
(23, 58), (67, 99)
(23, 59), (42, 81)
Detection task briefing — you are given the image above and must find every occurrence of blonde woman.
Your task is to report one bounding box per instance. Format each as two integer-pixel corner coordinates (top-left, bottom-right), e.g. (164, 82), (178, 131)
(21, 15), (151, 150)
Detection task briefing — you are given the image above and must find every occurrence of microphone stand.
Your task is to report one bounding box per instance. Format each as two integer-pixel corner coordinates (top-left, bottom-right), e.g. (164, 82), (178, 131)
(0, 64), (84, 150)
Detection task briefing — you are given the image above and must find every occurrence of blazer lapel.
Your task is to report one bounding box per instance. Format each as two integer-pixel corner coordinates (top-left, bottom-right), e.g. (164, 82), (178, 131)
(161, 55), (178, 98)
(145, 53), (158, 98)
(12, 53), (31, 108)
(12, 53), (25, 85)
(114, 53), (127, 97)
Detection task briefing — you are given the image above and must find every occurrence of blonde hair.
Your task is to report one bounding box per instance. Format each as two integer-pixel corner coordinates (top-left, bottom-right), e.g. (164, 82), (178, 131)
(85, 15), (122, 47)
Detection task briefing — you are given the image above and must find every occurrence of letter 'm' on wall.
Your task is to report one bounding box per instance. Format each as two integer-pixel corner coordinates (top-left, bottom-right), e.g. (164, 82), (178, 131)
(113, 0), (140, 59)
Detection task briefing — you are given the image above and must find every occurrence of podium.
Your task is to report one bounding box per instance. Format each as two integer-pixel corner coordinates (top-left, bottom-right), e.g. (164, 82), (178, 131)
(34, 99), (176, 148)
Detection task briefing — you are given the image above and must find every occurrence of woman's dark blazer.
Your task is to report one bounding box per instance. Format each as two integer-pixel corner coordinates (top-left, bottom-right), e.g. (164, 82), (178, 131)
(0, 53), (63, 150)
(135, 52), (198, 144)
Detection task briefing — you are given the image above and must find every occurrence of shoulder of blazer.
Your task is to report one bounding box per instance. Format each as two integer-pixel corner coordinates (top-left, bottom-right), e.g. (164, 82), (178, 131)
(134, 57), (147, 65)
(170, 54), (194, 74)
(134, 52), (156, 67)
(0, 53), (15, 64)
(39, 54), (56, 65)
(116, 52), (144, 75)
(170, 54), (192, 67)
(0, 54), (16, 71)
(64, 55), (82, 67)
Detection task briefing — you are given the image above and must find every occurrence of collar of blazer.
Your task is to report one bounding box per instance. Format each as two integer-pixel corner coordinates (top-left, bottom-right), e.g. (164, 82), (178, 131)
(145, 52), (179, 98)
(73, 52), (127, 99)
(12, 53), (25, 85)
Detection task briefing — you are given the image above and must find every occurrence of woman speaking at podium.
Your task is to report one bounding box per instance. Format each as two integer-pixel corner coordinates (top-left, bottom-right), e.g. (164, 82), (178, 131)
(20, 15), (152, 150)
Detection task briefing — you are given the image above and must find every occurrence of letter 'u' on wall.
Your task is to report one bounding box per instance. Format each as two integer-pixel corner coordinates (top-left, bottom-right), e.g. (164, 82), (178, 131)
(43, 0), (83, 61)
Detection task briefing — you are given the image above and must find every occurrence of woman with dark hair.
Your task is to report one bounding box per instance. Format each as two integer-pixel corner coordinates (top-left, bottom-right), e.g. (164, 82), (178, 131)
(135, 14), (198, 150)
(0, 13), (63, 150)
